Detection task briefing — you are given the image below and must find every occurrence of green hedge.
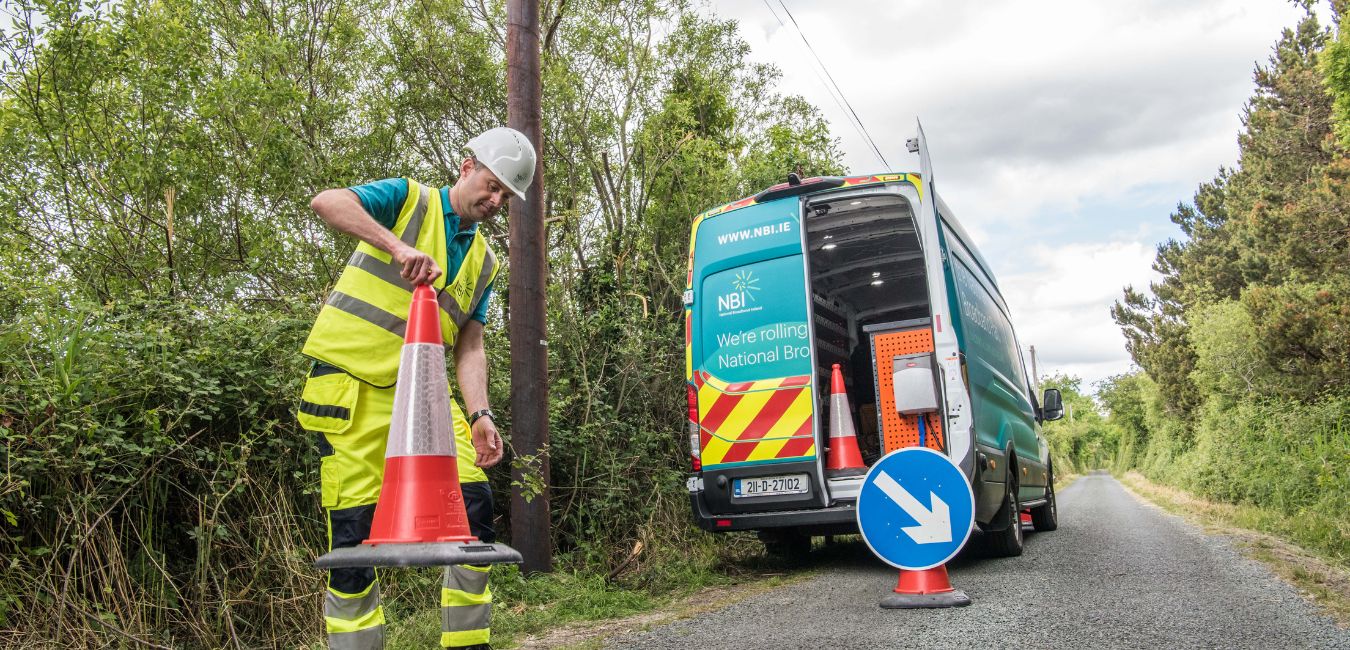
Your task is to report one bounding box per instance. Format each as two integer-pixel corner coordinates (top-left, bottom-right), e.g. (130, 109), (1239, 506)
(0, 290), (319, 647)
(1103, 372), (1350, 565)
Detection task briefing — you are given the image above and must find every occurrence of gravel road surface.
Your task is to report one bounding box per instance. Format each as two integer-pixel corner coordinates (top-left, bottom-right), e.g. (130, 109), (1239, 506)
(606, 471), (1350, 649)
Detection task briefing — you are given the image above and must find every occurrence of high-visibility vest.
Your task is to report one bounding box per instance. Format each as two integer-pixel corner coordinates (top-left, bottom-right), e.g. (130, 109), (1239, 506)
(302, 179), (499, 387)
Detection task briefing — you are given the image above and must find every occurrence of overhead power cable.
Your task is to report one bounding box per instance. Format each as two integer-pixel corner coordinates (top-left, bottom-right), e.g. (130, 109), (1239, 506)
(760, 0), (866, 158)
(771, 0), (890, 170)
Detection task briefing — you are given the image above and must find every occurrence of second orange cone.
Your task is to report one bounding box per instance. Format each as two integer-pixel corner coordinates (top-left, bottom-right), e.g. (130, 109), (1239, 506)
(826, 363), (866, 477)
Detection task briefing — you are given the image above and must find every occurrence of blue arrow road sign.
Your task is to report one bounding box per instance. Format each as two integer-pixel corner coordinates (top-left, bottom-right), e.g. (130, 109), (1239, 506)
(857, 447), (976, 571)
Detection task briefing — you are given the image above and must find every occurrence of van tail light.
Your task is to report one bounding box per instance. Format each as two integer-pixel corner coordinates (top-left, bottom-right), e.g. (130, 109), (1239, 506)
(687, 384), (702, 471)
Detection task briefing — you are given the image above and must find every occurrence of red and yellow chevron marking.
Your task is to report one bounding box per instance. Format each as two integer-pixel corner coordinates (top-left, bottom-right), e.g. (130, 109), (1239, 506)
(695, 371), (815, 467)
(840, 173), (922, 199)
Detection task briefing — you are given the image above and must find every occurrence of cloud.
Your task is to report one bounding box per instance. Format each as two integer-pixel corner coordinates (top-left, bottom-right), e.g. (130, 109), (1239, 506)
(717, 0), (1303, 224)
(707, 0), (1305, 389)
(997, 239), (1161, 386)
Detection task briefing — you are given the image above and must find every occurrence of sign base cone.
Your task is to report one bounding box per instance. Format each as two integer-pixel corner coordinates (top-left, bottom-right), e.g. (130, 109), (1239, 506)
(879, 565), (972, 609)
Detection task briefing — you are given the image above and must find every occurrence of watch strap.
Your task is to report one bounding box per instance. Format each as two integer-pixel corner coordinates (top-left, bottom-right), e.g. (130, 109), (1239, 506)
(468, 408), (494, 426)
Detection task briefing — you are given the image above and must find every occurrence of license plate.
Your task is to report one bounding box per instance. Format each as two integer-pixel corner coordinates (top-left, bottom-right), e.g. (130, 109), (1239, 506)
(733, 473), (808, 498)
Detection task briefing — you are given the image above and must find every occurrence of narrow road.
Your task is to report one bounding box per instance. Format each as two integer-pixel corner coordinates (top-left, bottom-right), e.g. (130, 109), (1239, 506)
(606, 472), (1350, 649)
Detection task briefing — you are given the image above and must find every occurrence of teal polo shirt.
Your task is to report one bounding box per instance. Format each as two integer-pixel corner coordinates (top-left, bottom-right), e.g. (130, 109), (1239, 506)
(349, 178), (493, 324)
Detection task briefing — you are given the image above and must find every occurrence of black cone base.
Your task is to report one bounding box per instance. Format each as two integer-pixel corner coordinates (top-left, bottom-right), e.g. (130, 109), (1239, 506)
(316, 541), (523, 569)
(879, 589), (972, 609)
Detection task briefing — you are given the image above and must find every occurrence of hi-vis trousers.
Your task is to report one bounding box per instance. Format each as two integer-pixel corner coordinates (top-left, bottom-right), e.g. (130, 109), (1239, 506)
(298, 365), (494, 650)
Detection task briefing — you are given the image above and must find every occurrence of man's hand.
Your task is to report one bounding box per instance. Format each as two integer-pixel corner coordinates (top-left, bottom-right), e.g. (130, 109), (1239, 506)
(395, 244), (442, 285)
(471, 417), (503, 468)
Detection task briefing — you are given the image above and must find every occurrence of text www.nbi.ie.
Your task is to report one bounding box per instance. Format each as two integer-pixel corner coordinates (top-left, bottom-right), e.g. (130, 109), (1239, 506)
(716, 221), (792, 245)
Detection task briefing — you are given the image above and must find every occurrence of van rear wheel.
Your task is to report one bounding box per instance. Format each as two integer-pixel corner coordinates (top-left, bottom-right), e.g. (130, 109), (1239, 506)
(984, 460), (1024, 558)
(1030, 464), (1058, 532)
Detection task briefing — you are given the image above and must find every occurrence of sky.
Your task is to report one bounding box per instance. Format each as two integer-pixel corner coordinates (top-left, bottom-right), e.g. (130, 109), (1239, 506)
(707, 0), (1310, 390)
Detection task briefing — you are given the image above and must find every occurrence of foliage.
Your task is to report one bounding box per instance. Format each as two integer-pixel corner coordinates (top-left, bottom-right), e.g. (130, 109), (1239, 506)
(1325, 0), (1350, 146)
(0, 0), (846, 645)
(1112, 7), (1348, 411)
(1105, 3), (1350, 567)
(1186, 299), (1273, 403)
(1039, 374), (1118, 474)
(0, 287), (317, 646)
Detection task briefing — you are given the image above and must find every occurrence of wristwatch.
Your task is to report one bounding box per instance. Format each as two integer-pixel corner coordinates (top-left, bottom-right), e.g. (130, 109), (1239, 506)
(468, 408), (495, 427)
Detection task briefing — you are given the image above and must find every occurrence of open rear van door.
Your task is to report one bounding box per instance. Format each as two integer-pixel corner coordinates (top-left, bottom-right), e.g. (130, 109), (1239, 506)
(909, 121), (976, 480)
(688, 198), (827, 516)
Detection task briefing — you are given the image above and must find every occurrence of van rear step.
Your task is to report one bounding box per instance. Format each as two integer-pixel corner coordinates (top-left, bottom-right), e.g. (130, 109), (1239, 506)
(825, 475), (866, 502)
(689, 494), (858, 532)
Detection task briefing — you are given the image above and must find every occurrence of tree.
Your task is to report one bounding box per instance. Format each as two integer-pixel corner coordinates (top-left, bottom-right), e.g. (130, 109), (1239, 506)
(1040, 374), (1117, 471)
(1114, 7), (1350, 406)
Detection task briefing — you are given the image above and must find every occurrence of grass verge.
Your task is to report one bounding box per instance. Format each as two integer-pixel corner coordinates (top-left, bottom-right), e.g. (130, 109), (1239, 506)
(376, 530), (810, 649)
(1054, 471), (1080, 491)
(1120, 471), (1350, 627)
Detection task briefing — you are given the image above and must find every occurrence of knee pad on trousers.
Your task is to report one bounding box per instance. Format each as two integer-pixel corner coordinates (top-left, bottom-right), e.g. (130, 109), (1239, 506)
(327, 503), (377, 594)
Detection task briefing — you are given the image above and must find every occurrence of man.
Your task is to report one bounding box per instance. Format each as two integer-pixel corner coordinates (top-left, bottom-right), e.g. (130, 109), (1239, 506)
(296, 127), (536, 650)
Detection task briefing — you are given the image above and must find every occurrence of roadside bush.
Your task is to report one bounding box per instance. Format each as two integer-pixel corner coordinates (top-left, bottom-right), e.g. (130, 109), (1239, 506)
(1102, 370), (1350, 564)
(0, 280), (727, 647)
(0, 289), (319, 647)
(1183, 395), (1350, 561)
(537, 283), (693, 571)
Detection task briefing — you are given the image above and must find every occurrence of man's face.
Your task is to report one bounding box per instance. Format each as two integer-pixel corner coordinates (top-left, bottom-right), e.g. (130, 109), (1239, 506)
(459, 161), (511, 222)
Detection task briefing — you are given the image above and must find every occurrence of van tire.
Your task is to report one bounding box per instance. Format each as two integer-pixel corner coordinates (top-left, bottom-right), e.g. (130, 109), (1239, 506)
(1030, 463), (1058, 532)
(758, 529), (810, 560)
(984, 458), (1024, 558)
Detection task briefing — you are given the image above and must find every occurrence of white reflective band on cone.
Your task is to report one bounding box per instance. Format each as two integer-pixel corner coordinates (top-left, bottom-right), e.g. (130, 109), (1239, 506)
(386, 343), (456, 458)
(829, 393), (857, 439)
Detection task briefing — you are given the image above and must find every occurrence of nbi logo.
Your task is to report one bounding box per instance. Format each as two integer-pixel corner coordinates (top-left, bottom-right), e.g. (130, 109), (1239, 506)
(718, 292), (746, 311)
(717, 270), (760, 314)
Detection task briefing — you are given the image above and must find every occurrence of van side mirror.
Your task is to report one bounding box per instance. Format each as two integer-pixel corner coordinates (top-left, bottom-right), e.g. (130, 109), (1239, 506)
(1042, 388), (1064, 421)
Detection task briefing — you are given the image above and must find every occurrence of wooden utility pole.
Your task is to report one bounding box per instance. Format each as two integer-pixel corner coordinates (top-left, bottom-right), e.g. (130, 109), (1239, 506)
(507, 0), (551, 574)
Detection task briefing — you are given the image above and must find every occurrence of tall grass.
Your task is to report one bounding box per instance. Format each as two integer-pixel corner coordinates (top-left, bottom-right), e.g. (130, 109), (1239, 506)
(0, 293), (324, 647)
(1125, 394), (1350, 564)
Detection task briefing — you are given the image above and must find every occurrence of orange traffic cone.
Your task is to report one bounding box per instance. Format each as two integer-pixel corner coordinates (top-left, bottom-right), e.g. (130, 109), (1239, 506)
(826, 364), (866, 477)
(365, 284), (476, 544)
(880, 565), (971, 609)
(315, 285), (521, 569)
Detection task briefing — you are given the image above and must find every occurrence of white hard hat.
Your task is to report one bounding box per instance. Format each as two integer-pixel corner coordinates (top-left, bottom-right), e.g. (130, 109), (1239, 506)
(467, 127), (537, 200)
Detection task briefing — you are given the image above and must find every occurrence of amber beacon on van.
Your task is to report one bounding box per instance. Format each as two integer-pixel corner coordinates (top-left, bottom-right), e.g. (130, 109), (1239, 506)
(682, 122), (1063, 559)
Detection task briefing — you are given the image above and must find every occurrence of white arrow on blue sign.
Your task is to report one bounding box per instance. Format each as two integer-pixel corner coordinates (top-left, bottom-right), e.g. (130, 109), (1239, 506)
(856, 447), (976, 571)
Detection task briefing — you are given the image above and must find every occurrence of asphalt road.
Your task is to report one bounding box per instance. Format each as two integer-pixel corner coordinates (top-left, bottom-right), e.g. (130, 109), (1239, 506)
(606, 471), (1350, 649)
